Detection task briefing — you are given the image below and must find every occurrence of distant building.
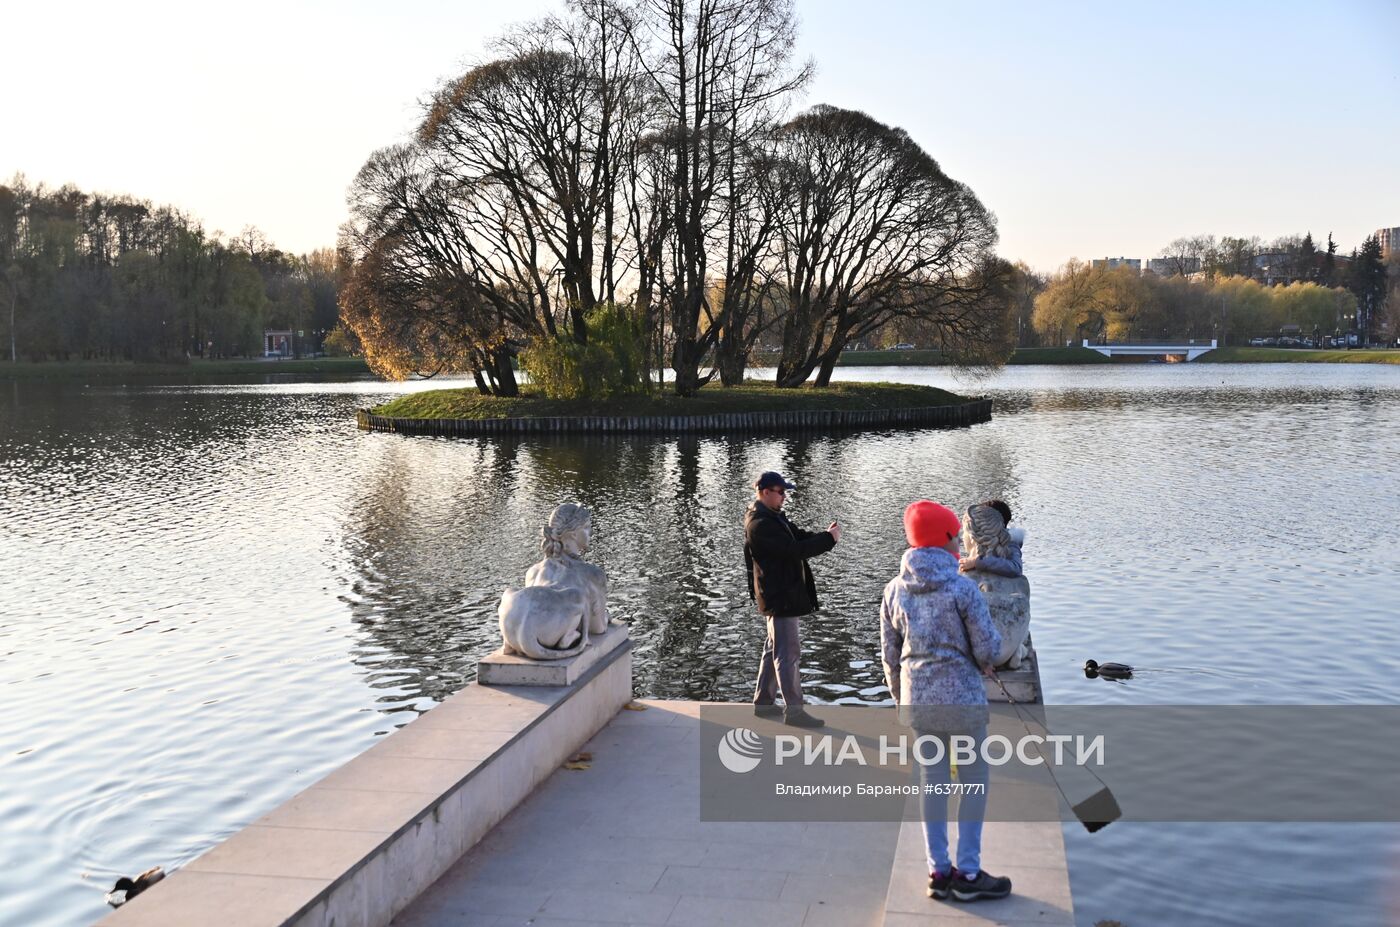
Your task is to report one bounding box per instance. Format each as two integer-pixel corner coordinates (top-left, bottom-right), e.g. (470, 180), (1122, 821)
(1377, 227), (1400, 258)
(1251, 252), (1296, 286)
(1248, 251), (1352, 287)
(264, 330), (293, 358)
(1146, 256), (1202, 277)
(1090, 257), (1141, 273)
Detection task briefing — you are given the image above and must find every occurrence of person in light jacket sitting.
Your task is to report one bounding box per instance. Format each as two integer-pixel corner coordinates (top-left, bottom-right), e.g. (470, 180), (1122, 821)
(880, 500), (1012, 904)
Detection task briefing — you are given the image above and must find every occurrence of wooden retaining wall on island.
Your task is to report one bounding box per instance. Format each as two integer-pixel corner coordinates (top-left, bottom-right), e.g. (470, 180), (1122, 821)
(355, 397), (992, 437)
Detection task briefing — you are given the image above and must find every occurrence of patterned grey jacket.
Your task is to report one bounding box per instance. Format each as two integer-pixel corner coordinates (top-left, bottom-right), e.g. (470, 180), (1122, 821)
(880, 546), (1002, 707)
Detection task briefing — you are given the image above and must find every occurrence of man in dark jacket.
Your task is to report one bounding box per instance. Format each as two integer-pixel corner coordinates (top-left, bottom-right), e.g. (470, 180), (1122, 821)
(744, 471), (841, 728)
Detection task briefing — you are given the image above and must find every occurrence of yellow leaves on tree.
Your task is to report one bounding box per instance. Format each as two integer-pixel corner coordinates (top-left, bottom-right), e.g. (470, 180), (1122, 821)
(338, 243), (476, 382)
(1033, 259), (1359, 344)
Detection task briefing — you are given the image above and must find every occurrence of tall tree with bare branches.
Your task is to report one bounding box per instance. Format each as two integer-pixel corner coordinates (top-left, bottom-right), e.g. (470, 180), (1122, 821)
(344, 144), (530, 393)
(628, 0), (811, 394)
(768, 105), (1002, 387)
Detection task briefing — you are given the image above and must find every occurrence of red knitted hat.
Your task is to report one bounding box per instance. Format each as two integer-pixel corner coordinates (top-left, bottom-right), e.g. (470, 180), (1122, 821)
(903, 500), (961, 549)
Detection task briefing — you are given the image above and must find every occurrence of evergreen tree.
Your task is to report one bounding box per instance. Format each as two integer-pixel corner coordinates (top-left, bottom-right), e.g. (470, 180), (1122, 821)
(1349, 235), (1386, 342)
(1299, 231), (1316, 281)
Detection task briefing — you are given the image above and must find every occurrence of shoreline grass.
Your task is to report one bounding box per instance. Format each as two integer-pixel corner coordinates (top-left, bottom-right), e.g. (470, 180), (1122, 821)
(371, 380), (971, 420)
(0, 357), (371, 379)
(1199, 346), (1400, 364)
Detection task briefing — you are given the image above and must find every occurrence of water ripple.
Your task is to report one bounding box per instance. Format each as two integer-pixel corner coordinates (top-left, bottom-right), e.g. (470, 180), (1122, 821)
(2, 364), (1400, 925)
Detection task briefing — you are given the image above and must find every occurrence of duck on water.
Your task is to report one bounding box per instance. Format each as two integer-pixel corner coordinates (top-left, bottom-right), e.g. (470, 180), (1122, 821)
(1084, 659), (1133, 680)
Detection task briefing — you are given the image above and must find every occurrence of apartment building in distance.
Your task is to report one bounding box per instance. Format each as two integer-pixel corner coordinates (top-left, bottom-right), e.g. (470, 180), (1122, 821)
(1377, 227), (1400, 258)
(1090, 257), (1141, 272)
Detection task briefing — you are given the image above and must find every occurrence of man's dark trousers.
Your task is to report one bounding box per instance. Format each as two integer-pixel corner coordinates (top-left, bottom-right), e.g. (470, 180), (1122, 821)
(754, 614), (807, 707)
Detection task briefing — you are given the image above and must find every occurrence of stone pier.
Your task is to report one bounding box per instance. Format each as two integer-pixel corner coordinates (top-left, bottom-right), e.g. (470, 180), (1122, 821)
(98, 644), (1073, 927)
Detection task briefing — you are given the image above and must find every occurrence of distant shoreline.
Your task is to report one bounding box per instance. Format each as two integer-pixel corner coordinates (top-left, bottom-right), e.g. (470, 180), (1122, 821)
(4, 345), (1398, 381)
(0, 356), (371, 379)
(752, 346), (1113, 366)
(1198, 346), (1400, 365)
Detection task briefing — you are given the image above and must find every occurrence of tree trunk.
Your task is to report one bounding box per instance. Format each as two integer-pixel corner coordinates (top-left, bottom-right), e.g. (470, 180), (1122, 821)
(671, 336), (702, 396)
(813, 351), (839, 387)
(488, 346), (520, 397)
(716, 325), (746, 386)
(775, 351), (819, 388)
(672, 353), (701, 395)
(569, 298), (589, 345)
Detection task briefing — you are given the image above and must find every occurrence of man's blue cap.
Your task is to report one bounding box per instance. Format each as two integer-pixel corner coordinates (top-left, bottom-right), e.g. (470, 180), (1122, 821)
(755, 471), (797, 491)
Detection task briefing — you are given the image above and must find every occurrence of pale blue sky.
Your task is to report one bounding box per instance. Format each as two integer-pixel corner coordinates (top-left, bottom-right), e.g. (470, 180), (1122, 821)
(2, 0), (1396, 271)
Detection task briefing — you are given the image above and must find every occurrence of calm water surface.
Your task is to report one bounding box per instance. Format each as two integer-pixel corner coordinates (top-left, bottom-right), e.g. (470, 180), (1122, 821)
(2, 364), (1399, 926)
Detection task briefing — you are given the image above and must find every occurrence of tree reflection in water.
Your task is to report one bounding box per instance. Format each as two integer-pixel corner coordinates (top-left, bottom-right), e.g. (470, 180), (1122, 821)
(338, 426), (1022, 711)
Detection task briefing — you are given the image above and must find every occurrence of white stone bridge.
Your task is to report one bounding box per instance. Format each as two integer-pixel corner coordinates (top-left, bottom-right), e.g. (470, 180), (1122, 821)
(1082, 338), (1218, 361)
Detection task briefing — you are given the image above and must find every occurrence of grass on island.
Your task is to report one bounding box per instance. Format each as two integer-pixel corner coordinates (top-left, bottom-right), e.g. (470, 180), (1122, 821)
(1200, 346), (1400, 365)
(371, 380), (970, 421)
(0, 356), (370, 379)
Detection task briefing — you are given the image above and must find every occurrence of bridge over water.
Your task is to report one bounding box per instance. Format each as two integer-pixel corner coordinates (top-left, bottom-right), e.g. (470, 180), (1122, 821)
(1082, 338), (1218, 361)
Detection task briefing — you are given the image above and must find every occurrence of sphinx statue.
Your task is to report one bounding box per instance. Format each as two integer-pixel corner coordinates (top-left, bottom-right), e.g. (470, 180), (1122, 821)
(959, 503), (1031, 669)
(498, 503), (615, 660)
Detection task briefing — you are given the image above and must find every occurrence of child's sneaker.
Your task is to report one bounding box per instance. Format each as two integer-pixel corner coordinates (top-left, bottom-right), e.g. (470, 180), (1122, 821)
(927, 867), (957, 900)
(950, 869), (1012, 902)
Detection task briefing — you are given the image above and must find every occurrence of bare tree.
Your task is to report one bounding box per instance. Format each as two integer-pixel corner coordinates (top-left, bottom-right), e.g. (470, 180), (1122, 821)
(628, 0), (811, 394)
(1159, 235), (1213, 277)
(713, 142), (787, 384)
(339, 1), (1017, 392)
(419, 2), (647, 344)
(768, 105), (1001, 387)
(1010, 261), (1047, 347)
(235, 225), (270, 261)
(344, 143), (535, 392)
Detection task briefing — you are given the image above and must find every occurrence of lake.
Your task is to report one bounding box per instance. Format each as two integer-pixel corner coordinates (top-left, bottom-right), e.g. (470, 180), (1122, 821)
(2, 363), (1399, 926)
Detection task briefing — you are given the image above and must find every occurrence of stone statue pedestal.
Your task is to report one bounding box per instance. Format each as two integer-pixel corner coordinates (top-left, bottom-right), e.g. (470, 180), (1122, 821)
(478, 624), (630, 687)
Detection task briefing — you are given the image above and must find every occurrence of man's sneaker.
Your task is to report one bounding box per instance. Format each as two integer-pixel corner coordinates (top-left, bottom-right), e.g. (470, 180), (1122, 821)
(754, 704), (783, 718)
(950, 869), (1012, 902)
(783, 709), (826, 728)
(927, 868), (957, 900)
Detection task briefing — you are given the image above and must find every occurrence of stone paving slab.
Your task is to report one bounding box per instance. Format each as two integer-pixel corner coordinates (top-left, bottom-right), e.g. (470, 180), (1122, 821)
(392, 699), (1075, 927)
(883, 820), (1075, 925)
(391, 700), (902, 927)
(389, 705), (1075, 927)
(186, 824), (390, 882)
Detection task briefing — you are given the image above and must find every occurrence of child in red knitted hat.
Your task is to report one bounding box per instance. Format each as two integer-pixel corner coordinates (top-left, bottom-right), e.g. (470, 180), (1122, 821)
(881, 500), (1012, 904)
(903, 499), (964, 553)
